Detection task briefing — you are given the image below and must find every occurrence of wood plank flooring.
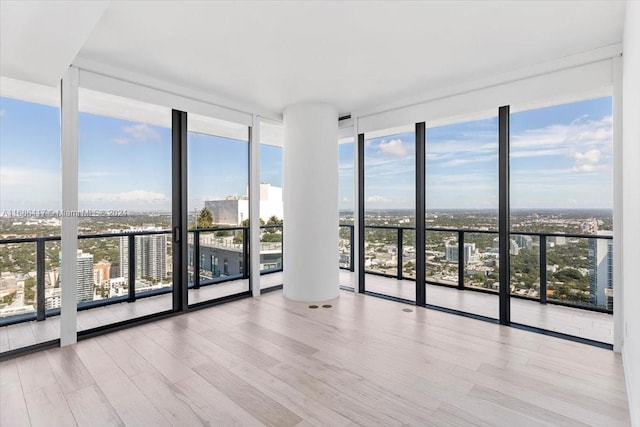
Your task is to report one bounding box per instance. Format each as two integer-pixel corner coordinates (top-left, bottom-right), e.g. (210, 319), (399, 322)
(0, 272), (283, 354)
(0, 288), (630, 426)
(342, 271), (614, 344)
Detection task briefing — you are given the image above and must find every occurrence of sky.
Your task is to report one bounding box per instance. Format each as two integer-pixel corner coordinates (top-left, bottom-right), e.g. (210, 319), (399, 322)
(0, 96), (283, 212)
(340, 96), (613, 210)
(1, 95), (612, 212)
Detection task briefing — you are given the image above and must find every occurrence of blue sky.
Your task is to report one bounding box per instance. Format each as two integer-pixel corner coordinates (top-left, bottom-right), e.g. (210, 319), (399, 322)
(0, 97), (283, 211)
(340, 96), (612, 210)
(1, 96), (612, 212)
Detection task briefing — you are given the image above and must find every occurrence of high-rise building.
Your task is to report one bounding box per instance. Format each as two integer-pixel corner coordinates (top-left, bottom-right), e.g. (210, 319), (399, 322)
(57, 250), (95, 303)
(93, 261), (111, 286)
(204, 183), (283, 225)
(119, 227), (167, 283)
(76, 250), (94, 303)
(515, 235), (533, 250)
(492, 237), (520, 255)
(445, 242), (477, 265)
(589, 231), (613, 309)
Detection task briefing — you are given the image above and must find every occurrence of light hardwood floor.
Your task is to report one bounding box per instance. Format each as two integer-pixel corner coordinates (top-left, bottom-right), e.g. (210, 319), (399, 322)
(0, 272), (283, 354)
(0, 288), (630, 426)
(341, 271), (615, 344)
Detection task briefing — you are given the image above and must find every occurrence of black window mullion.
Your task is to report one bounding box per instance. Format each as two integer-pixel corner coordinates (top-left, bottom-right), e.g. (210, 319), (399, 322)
(172, 109), (188, 312)
(498, 106), (511, 325)
(415, 122), (426, 306)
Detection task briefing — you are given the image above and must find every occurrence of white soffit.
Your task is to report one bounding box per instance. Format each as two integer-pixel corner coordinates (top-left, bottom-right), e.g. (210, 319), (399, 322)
(79, 88), (172, 129)
(0, 0), (109, 86)
(188, 112), (249, 142)
(260, 119), (284, 148)
(0, 76), (59, 106)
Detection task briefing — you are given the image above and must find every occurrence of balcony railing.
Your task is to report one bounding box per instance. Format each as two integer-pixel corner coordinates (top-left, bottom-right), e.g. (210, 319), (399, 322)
(338, 224), (613, 314)
(0, 221), (611, 327)
(0, 225), (283, 326)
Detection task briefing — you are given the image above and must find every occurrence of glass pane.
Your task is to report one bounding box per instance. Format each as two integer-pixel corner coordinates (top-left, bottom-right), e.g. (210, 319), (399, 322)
(402, 229), (416, 280)
(364, 126), (416, 301)
(188, 114), (249, 304)
(509, 97), (613, 344)
(259, 139), (283, 283)
(77, 89), (173, 329)
(339, 139), (355, 289)
(509, 234), (541, 301)
(1, 83), (61, 353)
(426, 115), (499, 319)
(259, 120), (284, 289)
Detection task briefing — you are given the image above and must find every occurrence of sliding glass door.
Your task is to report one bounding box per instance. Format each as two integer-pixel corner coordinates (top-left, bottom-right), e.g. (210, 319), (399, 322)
(186, 113), (250, 306)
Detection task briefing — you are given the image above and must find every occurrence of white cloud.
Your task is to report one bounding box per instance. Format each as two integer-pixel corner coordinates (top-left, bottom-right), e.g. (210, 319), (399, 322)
(0, 109), (5, 118)
(510, 148), (566, 158)
(79, 190), (169, 204)
(364, 156), (415, 178)
(0, 166), (60, 210)
(366, 195), (391, 203)
(511, 115), (612, 154)
(378, 139), (409, 157)
(0, 166), (58, 188)
(573, 149), (602, 173)
(428, 140), (497, 157)
(439, 154), (497, 167)
(114, 123), (160, 145)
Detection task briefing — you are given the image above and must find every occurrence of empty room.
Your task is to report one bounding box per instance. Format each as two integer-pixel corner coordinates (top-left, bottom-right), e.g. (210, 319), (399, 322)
(1, 1), (639, 426)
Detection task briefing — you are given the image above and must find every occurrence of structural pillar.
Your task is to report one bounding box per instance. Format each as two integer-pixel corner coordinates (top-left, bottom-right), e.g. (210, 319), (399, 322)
(283, 103), (339, 301)
(60, 66), (79, 346)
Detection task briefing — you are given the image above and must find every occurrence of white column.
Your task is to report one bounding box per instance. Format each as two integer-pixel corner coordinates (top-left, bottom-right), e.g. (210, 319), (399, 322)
(612, 55), (623, 353)
(283, 103), (339, 301)
(250, 115), (261, 296)
(60, 67), (79, 346)
(352, 118), (361, 292)
(622, 1), (640, 424)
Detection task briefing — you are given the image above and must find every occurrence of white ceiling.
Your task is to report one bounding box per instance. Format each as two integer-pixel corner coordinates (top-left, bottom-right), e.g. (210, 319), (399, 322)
(0, 1), (109, 86)
(0, 1), (626, 118)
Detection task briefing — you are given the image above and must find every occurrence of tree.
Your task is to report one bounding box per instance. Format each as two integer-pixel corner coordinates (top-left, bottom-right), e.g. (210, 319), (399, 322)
(24, 277), (36, 303)
(241, 218), (265, 227)
(266, 215), (283, 226)
(197, 207), (213, 229)
(262, 233), (282, 242)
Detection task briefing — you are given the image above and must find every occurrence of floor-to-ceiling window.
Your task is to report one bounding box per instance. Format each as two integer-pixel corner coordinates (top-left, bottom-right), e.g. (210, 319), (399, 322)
(77, 88), (174, 331)
(338, 137), (355, 287)
(425, 114), (499, 319)
(187, 113), (250, 305)
(0, 78), (61, 354)
(510, 96), (614, 344)
(259, 119), (284, 289)
(364, 125), (416, 301)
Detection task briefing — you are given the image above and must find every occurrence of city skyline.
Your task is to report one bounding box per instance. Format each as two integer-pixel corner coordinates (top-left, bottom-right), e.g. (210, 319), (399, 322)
(1, 96), (612, 212)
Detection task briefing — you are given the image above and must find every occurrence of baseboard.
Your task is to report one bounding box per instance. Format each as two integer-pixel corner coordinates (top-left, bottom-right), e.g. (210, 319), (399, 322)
(622, 346), (639, 426)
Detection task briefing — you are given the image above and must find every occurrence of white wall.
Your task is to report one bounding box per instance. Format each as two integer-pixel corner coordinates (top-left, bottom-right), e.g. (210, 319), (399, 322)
(622, 1), (640, 425)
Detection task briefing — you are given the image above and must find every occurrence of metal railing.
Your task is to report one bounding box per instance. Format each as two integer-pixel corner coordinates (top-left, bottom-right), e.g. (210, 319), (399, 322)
(259, 224), (283, 273)
(338, 223), (614, 314)
(0, 225), (284, 326)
